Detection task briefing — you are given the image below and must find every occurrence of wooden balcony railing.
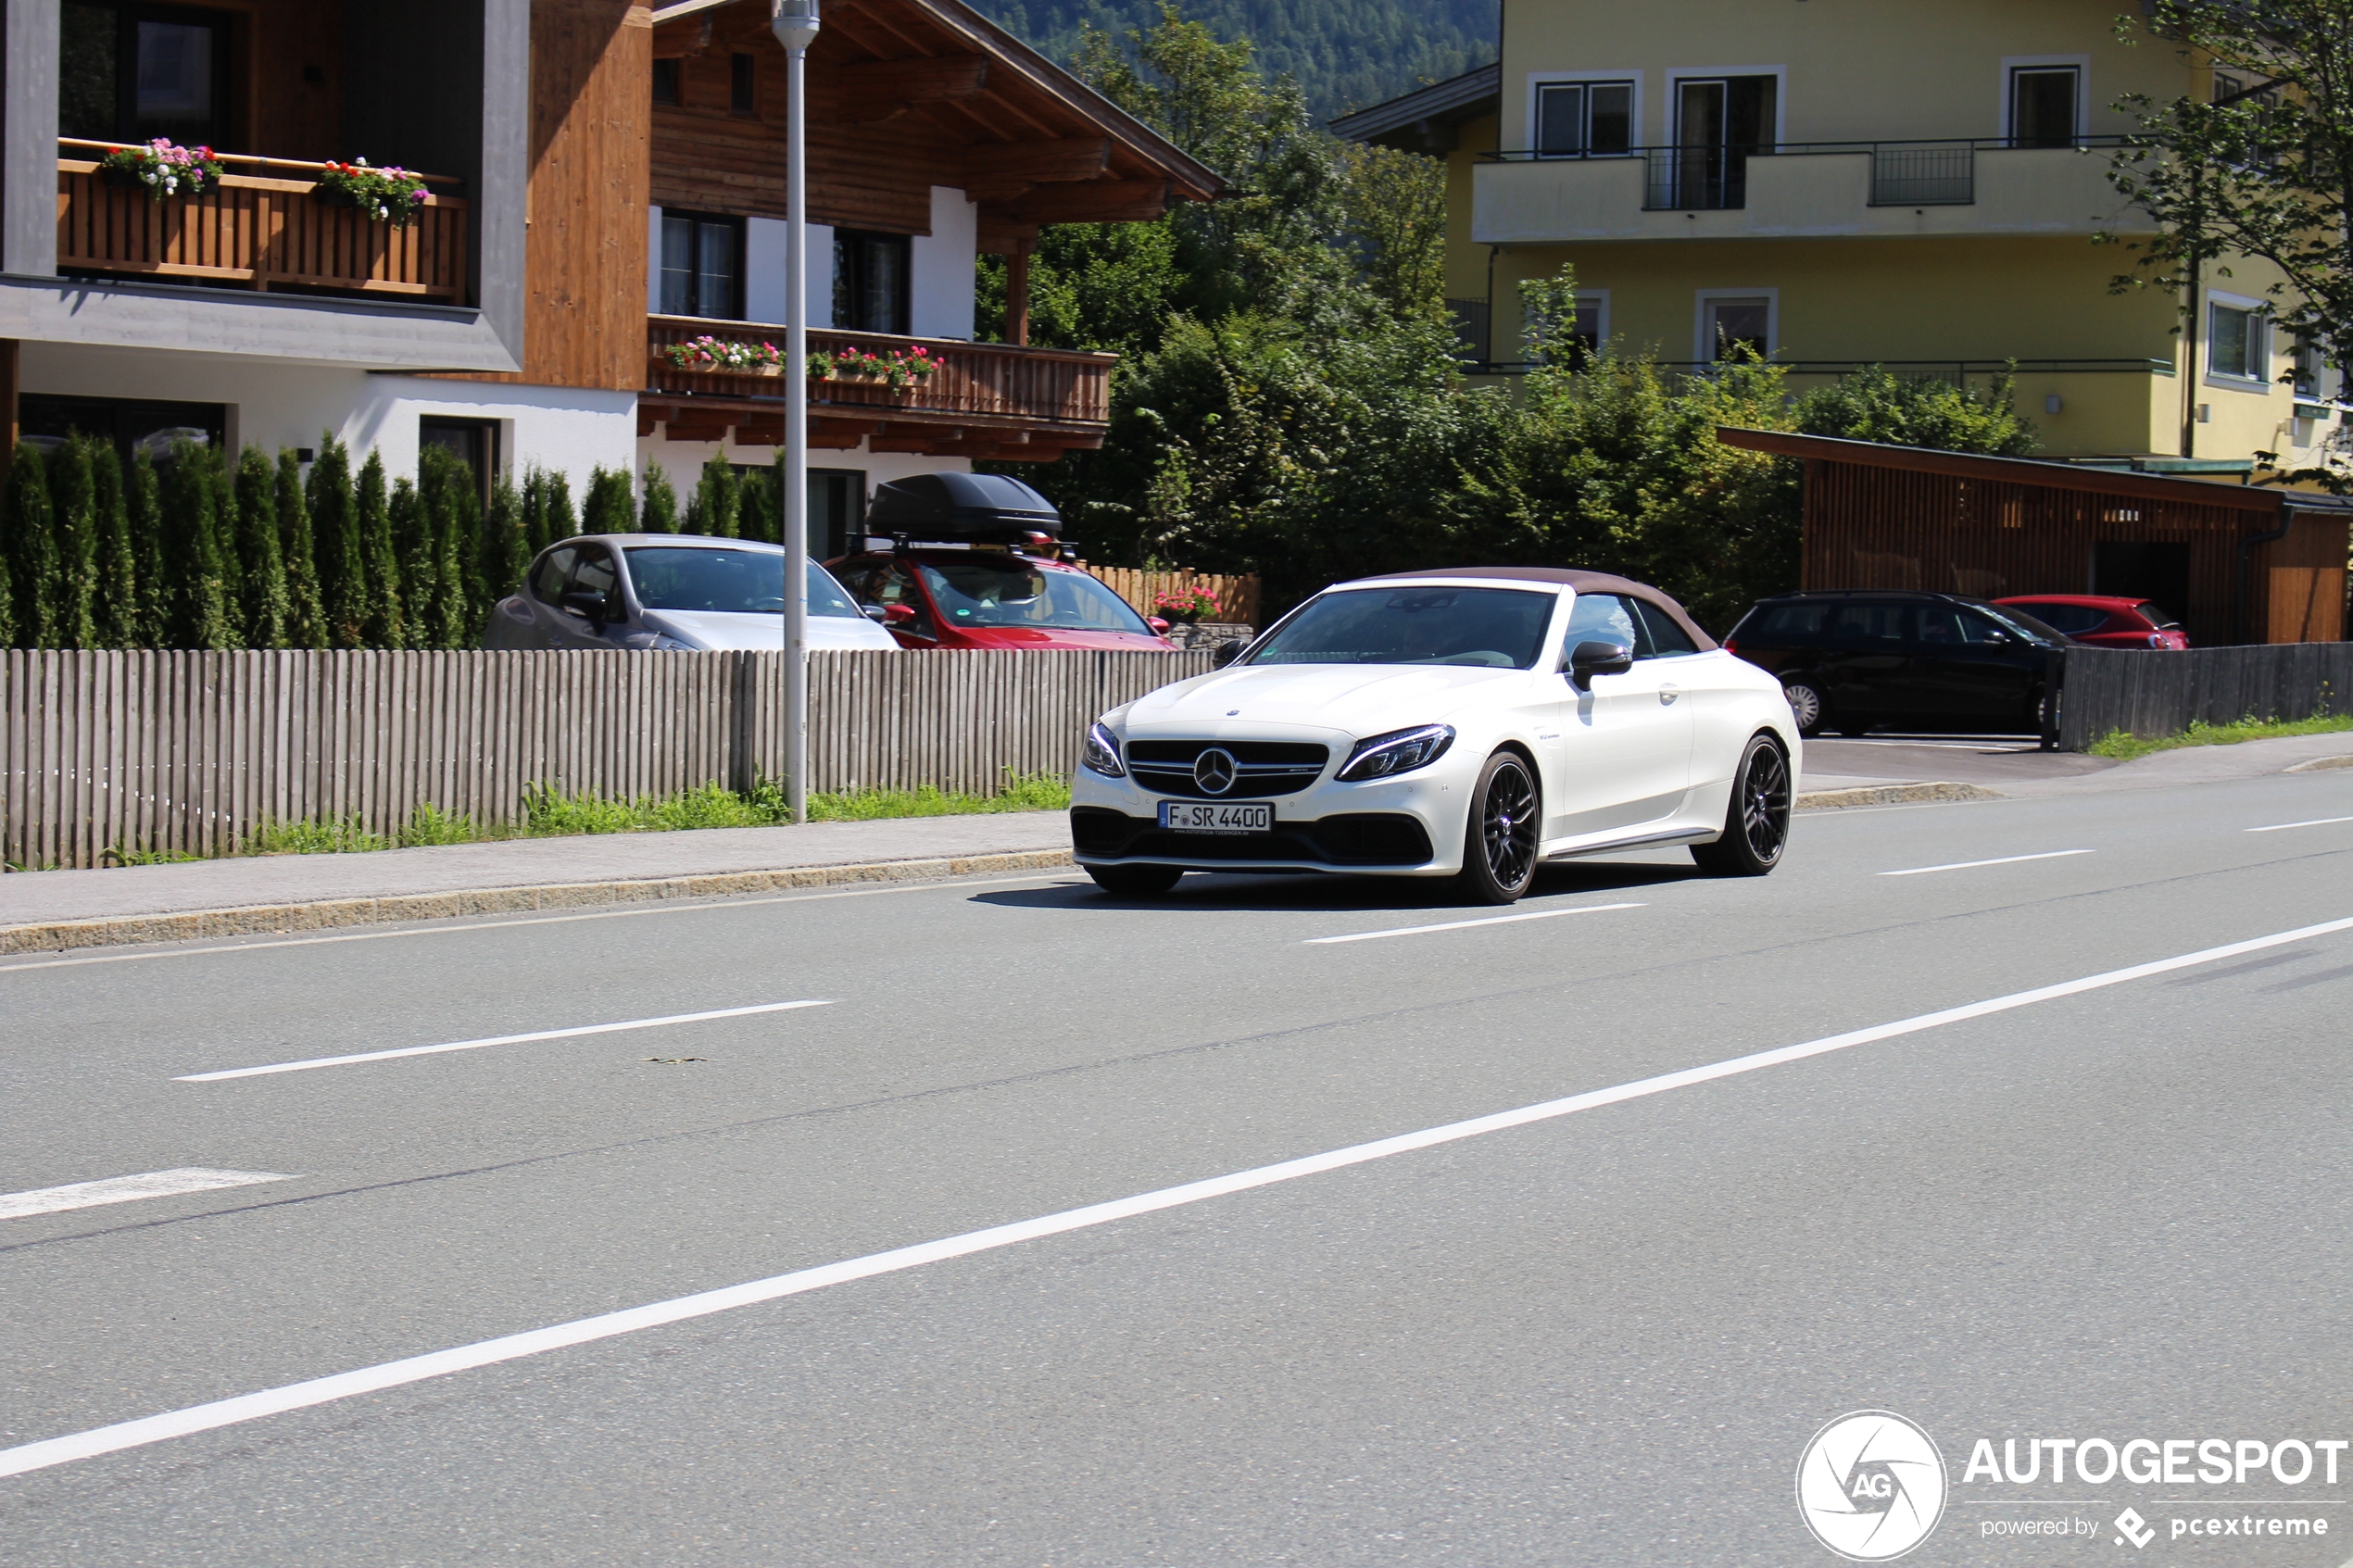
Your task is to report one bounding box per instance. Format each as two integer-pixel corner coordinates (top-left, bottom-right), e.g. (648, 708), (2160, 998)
(57, 142), (469, 303)
(647, 315), (1114, 433)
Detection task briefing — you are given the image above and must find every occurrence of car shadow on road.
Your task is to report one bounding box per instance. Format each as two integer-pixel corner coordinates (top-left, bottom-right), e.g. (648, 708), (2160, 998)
(975, 859), (1705, 915)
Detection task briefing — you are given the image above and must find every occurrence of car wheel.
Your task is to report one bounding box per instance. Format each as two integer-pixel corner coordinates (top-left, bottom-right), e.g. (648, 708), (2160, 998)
(1691, 734), (1793, 877)
(1782, 680), (1828, 738)
(1454, 751), (1540, 905)
(1086, 863), (1183, 897)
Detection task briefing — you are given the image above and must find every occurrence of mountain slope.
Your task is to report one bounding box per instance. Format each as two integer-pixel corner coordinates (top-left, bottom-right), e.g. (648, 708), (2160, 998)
(973, 0), (1498, 120)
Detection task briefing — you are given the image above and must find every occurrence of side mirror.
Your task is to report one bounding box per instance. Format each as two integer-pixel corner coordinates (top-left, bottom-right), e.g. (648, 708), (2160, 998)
(861, 604), (889, 622)
(880, 603), (917, 625)
(560, 589), (611, 626)
(1567, 639), (1634, 688)
(1147, 616), (1172, 633)
(1212, 637), (1248, 668)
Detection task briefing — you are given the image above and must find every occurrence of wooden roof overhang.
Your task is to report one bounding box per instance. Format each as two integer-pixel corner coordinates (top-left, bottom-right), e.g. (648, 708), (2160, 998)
(1717, 427), (2286, 517)
(648, 0), (1222, 254)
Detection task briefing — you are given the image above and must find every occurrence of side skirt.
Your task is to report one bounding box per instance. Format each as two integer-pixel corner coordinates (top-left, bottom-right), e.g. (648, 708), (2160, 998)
(1541, 824), (1716, 861)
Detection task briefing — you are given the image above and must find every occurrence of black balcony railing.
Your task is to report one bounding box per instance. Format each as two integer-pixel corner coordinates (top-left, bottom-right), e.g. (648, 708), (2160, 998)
(1484, 135), (2131, 214)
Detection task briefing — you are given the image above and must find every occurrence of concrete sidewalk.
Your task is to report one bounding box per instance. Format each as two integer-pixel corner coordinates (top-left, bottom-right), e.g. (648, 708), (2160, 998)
(2, 731), (2344, 955)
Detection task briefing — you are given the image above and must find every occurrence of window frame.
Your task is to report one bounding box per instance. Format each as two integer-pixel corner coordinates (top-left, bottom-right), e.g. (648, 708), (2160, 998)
(2204, 289), (2271, 390)
(729, 51), (756, 116)
(830, 229), (912, 334)
(2000, 56), (2088, 147)
(60, 0), (238, 148)
(651, 56), (682, 106)
(1693, 287), (1778, 364)
(660, 209), (747, 320)
(1524, 70), (1643, 157)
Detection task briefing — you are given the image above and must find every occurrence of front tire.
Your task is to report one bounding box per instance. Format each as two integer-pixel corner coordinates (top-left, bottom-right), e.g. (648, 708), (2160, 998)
(1691, 734), (1793, 877)
(1086, 863), (1183, 897)
(1453, 752), (1540, 905)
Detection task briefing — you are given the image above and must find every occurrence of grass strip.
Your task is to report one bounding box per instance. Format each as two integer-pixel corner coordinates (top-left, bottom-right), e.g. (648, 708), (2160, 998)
(2087, 713), (2353, 761)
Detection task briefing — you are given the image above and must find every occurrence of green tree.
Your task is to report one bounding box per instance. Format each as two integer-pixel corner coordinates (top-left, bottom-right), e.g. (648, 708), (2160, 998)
(2105, 0), (2353, 484)
(232, 445), (290, 648)
(685, 454), (740, 537)
(1333, 140), (1448, 323)
(639, 462), (681, 533)
(522, 468), (576, 556)
(276, 449), (328, 650)
(309, 434), (368, 648)
(480, 474), (530, 613)
(416, 446), (479, 647)
(581, 465), (635, 534)
(3, 444), (59, 646)
(389, 476), (432, 647)
(48, 436), (100, 649)
(130, 452), (169, 646)
(205, 447), (246, 645)
(90, 436), (141, 648)
(736, 465), (779, 545)
(160, 441), (235, 649)
(355, 452), (402, 648)
(1791, 365), (2040, 456)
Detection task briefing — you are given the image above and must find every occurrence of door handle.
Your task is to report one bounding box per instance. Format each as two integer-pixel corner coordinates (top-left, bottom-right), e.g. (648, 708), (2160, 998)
(1659, 684), (1680, 706)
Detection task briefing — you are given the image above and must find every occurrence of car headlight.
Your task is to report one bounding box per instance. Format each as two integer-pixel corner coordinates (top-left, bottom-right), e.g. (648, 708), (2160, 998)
(1337, 723), (1455, 782)
(1081, 721), (1126, 777)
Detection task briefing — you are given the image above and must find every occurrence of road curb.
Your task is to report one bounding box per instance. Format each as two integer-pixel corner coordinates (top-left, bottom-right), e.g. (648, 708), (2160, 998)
(0, 849), (1077, 956)
(1794, 781), (2006, 812)
(2285, 754), (2353, 773)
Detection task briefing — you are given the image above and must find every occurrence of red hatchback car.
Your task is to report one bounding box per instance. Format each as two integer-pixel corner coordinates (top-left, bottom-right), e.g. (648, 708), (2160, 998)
(828, 470), (1176, 652)
(1994, 595), (2189, 649)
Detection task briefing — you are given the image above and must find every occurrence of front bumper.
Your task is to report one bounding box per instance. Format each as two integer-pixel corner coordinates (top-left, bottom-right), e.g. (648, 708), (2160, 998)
(1070, 807), (1436, 872)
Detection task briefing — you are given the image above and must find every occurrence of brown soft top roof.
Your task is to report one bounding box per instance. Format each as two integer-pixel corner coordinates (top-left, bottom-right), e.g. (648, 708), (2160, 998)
(1370, 567), (1719, 652)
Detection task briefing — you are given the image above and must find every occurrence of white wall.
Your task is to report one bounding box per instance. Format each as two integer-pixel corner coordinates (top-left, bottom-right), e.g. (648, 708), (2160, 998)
(19, 342), (637, 495)
(636, 430), (971, 499)
(744, 214), (835, 327)
(911, 186), (977, 341)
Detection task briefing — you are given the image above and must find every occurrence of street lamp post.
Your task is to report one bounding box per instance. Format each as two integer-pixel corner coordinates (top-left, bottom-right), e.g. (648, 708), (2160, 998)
(773, 0), (819, 824)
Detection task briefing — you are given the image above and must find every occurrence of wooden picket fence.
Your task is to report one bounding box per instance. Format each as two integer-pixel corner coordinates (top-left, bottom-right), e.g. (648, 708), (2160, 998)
(0, 648), (1214, 869)
(1079, 565), (1261, 628)
(2057, 645), (2353, 751)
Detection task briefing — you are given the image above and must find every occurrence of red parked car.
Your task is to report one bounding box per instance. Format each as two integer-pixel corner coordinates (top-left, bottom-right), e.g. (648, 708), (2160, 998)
(1994, 595), (2189, 649)
(828, 471), (1176, 652)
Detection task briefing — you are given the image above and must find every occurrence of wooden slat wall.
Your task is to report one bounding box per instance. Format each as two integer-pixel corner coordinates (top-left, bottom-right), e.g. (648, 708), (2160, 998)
(1798, 458), (2346, 646)
(0, 648), (1213, 869)
(2057, 645), (2353, 750)
(1076, 566), (1262, 628)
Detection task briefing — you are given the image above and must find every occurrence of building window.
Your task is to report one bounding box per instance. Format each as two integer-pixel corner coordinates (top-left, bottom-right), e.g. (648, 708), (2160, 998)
(2008, 66), (2079, 147)
(59, 1), (233, 147)
(661, 211), (744, 319)
(832, 231), (910, 334)
(1698, 293), (1773, 362)
(19, 393), (226, 471)
(730, 52), (756, 115)
(652, 56), (682, 107)
(2208, 299), (2267, 383)
(1536, 80), (1633, 157)
(420, 417), (499, 511)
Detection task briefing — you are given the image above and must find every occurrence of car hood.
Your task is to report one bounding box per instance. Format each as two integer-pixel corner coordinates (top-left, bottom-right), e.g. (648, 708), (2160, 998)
(1120, 662), (1536, 739)
(642, 610), (898, 651)
(944, 624), (1174, 650)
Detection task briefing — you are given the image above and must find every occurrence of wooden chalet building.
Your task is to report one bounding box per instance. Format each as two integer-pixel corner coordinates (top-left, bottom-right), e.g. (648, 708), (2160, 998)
(0, 0), (1215, 548)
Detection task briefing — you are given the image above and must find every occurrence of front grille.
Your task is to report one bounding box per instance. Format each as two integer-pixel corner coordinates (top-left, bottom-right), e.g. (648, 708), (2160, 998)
(1069, 809), (1431, 868)
(1124, 739), (1329, 799)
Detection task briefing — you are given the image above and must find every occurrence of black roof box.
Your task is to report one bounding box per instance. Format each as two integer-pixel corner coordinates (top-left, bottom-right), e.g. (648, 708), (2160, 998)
(866, 472), (1062, 541)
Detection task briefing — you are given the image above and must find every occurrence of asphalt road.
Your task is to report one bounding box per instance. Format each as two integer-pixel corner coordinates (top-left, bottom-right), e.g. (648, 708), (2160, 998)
(5, 768), (2353, 1566)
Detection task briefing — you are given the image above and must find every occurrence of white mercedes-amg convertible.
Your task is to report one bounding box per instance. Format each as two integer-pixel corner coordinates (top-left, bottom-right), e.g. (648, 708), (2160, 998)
(1068, 567), (1800, 903)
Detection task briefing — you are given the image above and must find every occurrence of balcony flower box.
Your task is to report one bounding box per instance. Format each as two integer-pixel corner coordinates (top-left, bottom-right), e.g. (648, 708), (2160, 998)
(312, 160), (431, 227)
(97, 139), (224, 200)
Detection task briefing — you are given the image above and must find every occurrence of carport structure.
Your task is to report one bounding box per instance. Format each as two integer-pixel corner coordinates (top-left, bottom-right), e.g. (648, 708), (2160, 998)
(1718, 428), (2348, 646)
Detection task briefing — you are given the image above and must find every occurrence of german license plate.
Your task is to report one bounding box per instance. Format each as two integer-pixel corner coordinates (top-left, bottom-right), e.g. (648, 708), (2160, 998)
(1160, 800), (1273, 834)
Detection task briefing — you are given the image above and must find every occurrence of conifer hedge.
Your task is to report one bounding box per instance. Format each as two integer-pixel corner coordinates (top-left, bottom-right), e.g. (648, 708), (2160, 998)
(0, 434), (607, 650)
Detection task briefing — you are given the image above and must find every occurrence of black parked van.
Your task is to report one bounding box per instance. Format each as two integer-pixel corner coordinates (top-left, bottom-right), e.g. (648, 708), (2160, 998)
(1722, 591), (2072, 738)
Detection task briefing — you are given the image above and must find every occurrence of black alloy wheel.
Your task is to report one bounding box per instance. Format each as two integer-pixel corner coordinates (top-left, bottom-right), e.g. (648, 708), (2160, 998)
(1782, 679), (1828, 738)
(1456, 752), (1540, 905)
(1692, 734), (1792, 877)
(1087, 863), (1184, 897)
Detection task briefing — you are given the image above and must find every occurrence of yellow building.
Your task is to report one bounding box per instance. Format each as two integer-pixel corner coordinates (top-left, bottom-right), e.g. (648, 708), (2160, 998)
(1332, 1), (2347, 474)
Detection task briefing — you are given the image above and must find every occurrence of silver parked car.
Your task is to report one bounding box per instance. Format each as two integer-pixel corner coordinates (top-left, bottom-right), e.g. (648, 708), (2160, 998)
(483, 533), (900, 652)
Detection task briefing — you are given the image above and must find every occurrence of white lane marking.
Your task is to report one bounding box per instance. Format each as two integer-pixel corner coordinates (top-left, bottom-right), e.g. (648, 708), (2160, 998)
(0, 874), (1079, 975)
(176, 1000), (835, 1082)
(0, 1169), (292, 1221)
(1306, 902), (1643, 945)
(1879, 849), (2093, 877)
(2246, 816), (2353, 834)
(12, 910), (2352, 1481)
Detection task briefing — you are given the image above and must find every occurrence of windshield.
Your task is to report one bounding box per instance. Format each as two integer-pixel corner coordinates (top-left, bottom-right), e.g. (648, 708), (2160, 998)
(1248, 586), (1555, 668)
(916, 558), (1152, 633)
(623, 548), (862, 618)
(1974, 602), (2069, 646)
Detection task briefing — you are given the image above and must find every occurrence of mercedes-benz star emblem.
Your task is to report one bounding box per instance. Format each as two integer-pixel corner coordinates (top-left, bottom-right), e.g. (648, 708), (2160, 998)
(1193, 747), (1239, 796)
